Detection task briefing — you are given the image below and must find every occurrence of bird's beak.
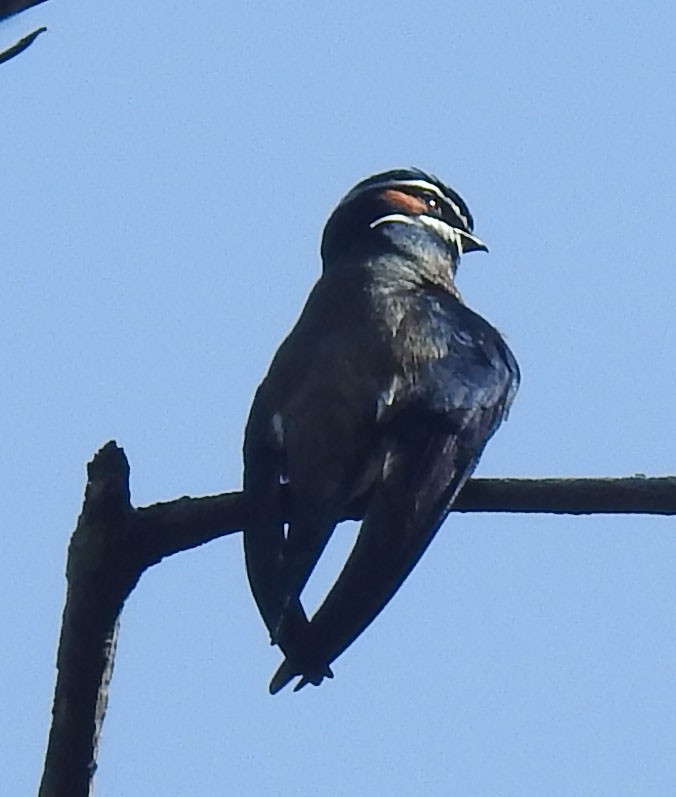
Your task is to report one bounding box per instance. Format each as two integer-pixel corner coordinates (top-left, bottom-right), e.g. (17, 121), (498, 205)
(458, 229), (488, 254)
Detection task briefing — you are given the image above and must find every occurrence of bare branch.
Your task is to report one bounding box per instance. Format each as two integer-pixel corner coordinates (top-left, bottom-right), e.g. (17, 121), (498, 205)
(39, 443), (134, 797)
(136, 475), (676, 561)
(38, 441), (676, 796)
(453, 475), (676, 515)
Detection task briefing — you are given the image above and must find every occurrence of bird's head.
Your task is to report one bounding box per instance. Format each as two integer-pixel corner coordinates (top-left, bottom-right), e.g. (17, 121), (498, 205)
(320, 168), (487, 275)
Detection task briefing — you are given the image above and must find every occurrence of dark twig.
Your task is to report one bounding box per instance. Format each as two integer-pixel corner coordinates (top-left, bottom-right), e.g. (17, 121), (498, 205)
(0, 24), (45, 63)
(38, 441), (676, 796)
(0, 0), (50, 65)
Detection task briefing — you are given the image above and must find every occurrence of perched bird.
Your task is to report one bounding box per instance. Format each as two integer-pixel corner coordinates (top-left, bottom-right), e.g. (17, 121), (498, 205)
(243, 168), (519, 693)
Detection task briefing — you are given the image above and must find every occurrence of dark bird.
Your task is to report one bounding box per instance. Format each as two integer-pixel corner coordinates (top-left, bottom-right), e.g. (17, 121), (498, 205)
(243, 168), (519, 693)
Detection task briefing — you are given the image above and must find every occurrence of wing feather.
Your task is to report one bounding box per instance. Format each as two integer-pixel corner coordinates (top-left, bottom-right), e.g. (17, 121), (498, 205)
(270, 293), (519, 692)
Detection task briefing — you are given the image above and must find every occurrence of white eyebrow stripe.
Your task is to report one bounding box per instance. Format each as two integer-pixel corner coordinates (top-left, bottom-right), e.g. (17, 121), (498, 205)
(438, 195), (469, 230)
(341, 178), (443, 206)
(340, 178), (470, 229)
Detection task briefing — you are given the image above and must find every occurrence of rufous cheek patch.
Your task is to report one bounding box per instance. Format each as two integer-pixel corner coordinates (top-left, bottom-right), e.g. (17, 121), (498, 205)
(381, 189), (427, 214)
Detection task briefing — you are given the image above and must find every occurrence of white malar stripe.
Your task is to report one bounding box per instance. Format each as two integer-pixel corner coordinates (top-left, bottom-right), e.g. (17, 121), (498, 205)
(370, 213), (485, 254)
(418, 216), (486, 252)
(369, 213), (417, 230)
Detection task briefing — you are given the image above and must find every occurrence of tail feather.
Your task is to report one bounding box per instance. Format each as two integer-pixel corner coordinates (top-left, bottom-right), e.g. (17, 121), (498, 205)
(269, 409), (495, 691)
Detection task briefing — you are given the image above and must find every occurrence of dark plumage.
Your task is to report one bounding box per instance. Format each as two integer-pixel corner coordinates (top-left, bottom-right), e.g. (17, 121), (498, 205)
(243, 168), (519, 693)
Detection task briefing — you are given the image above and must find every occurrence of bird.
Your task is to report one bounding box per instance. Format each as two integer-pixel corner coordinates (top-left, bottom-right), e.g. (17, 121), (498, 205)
(242, 167), (519, 693)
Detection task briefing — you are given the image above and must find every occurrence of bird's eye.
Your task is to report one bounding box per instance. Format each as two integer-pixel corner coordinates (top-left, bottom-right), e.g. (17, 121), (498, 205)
(424, 194), (441, 214)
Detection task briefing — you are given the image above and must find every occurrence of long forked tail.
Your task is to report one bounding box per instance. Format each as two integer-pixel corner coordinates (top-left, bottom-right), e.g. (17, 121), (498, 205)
(269, 412), (491, 693)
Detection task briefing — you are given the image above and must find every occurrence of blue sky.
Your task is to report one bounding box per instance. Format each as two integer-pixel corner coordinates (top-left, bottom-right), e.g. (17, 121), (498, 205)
(4, 2), (676, 794)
